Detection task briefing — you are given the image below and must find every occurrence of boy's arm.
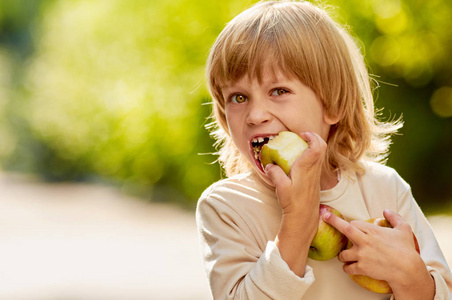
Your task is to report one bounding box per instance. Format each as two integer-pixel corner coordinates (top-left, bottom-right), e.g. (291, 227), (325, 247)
(265, 132), (325, 277)
(196, 194), (315, 299)
(324, 210), (435, 300)
(397, 187), (452, 299)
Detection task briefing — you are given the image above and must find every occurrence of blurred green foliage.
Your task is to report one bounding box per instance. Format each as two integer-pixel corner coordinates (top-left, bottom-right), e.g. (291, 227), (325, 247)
(0, 0), (450, 210)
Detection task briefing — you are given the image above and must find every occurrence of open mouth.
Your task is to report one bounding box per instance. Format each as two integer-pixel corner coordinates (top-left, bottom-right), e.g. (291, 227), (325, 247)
(251, 135), (277, 171)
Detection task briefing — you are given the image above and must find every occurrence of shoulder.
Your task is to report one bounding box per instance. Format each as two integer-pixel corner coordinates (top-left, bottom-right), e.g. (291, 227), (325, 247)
(197, 172), (269, 212)
(196, 172), (279, 224)
(199, 172), (257, 204)
(351, 160), (414, 216)
(360, 159), (394, 175)
(358, 160), (411, 196)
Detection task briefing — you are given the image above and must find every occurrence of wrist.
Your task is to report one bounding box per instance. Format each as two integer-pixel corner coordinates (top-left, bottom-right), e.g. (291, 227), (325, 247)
(281, 195), (318, 216)
(390, 255), (435, 300)
(282, 206), (318, 233)
(277, 210), (319, 252)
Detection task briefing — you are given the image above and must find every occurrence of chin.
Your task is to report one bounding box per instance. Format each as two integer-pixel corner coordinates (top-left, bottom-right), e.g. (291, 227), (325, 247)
(254, 169), (276, 188)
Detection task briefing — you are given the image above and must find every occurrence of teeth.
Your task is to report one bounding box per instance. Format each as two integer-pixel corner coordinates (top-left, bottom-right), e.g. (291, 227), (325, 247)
(252, 135), (276, 144)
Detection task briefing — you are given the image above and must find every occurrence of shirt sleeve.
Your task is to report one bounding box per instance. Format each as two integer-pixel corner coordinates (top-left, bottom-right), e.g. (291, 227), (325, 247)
(196, 192), (315, 299)
(396, 185), (452, 299)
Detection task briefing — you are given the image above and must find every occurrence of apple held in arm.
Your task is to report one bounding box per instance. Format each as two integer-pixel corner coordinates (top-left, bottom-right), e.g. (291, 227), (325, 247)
(309, 204), (349, 260)
(260, 131), (348, 261)
(346, 218), (421, 294)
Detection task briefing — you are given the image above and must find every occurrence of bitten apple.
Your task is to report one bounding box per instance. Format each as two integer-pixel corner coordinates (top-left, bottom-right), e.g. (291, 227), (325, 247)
(346, 217), (421, 294)
(259, 131), (308, 175)
(308, 204), (348, 261)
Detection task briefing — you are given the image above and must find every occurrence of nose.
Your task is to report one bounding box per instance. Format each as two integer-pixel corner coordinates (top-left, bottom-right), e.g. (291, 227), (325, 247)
(246, 100), (272, 126)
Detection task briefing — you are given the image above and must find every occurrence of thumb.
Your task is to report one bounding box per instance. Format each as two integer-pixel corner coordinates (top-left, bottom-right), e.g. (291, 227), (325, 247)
(383, 209), (406, 229)
(265, 164), (291, 191)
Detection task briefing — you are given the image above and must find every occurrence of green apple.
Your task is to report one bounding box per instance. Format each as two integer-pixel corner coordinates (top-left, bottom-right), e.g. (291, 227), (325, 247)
(308, 204), (348, 261)
(260, 131), (308, 175)
(347, 217), (421, 294)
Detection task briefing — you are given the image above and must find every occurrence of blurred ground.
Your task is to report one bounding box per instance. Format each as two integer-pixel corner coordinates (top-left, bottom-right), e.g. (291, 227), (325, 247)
(0, 173), (450, 300)
(0, 173), (210, 300)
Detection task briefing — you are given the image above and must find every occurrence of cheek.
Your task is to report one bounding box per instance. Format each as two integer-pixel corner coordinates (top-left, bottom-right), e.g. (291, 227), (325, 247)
(225, 108), (242, 133)
(225, 112), (234, 135)
(225, 112), (249, 153)
(224, 113), (239, 142)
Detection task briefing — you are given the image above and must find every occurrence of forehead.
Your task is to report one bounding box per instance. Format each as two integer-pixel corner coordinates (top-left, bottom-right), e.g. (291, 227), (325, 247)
(220, 59), (298, 92)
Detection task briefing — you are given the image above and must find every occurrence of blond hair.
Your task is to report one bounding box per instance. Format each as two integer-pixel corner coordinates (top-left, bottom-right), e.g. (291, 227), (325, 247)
(206, 0), (402, 177)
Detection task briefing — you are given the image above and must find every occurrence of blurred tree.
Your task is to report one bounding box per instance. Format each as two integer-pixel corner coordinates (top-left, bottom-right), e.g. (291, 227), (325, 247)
(0, 0), (47, 173)
(0, 0), (450, 209)
(1, 0), (256, 206)
(331, 0), (452, 209)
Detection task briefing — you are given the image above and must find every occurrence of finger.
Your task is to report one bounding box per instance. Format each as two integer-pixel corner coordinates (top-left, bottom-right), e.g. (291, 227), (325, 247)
(383, 209), (410, 231)
(299, 132), (327, 156)
(265, 163), (291, 190)
(337, 248), (356, 263)
(323, 212), (363, 243)
(342, 261), (361, 276)
(348, 220), (379, 234)
(383, 209), (417, 252)
(291, 132), (326, 172)
(299, 131), (318, 147)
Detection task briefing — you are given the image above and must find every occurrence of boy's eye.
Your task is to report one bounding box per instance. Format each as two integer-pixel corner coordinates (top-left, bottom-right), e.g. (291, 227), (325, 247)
(231, 94), (247, 103)
(272, 88), (289, 96)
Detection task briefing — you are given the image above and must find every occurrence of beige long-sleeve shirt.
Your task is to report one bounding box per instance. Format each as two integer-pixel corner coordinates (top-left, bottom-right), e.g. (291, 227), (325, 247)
(196, 161), (452, 299)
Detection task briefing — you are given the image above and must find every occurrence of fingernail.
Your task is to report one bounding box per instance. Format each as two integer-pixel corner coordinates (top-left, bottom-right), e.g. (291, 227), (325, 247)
(323, 212), (331, 220)
(265, 164), (272, 172)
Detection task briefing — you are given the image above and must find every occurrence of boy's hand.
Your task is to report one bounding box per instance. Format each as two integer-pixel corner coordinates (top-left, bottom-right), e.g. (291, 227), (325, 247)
(324, 210), (434, 300)
(264, 131), (326, 215)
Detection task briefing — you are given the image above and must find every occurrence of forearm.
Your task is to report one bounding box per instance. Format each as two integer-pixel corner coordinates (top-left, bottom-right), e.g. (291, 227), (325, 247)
(209, 240), (316, 299)
(275, 210), (318, 277)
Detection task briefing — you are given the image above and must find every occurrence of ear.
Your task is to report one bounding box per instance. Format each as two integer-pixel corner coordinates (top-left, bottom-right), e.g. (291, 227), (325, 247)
(324, 112), (340, 125)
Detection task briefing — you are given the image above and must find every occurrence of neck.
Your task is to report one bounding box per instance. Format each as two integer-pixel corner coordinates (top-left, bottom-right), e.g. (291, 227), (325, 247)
(320, 168), (340, 191)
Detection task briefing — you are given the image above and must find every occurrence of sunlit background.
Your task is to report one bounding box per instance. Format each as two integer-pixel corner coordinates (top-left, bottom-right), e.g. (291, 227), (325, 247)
(0, 0), (451, 299)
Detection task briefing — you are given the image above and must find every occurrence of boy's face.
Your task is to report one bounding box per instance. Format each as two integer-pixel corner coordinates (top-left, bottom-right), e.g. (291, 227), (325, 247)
(222, 67), (337, 187)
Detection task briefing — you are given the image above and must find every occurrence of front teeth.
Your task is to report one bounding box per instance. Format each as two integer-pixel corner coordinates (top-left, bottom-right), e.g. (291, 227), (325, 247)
(252, 135), (277, 159)
(252, 137), (263, 144)
(252, 135), (276, 144)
